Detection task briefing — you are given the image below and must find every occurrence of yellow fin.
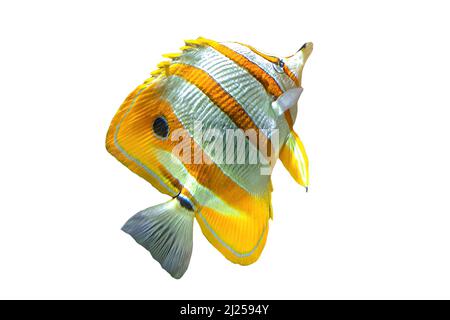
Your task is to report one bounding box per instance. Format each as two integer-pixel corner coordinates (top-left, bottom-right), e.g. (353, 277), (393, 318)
(157, 61), (171, 68)
(179, 45), (194, 51)
(280, 130), (309, 189)
(150, 69), (162, 76)
(196, 186), (272, 266)
(150, 38), (210, 79)
(184, 39), (204, 46)
(162, 52), (182, 59)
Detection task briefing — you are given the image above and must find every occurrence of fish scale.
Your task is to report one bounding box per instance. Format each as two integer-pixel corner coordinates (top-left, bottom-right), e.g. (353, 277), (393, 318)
(178, 46), (279, 134)
(164, 74), (269, 193)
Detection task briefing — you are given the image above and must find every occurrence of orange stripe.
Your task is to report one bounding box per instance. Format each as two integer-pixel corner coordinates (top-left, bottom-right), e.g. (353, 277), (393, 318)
(112, 82), (270, 214)
(236, 42), (279, 64)
(238, 42), (299, 86)
(283, 64), (299, 86)
(108, 75), (272, 262)
(239, 42), (299, 86)
(199, 38), (284, 97)
(236, 42), (299, 123)
(284, 108), (294, 128)
(240, 44), (299, 123)
(198, 38), (294, 129)
(169, 63), (273, 154)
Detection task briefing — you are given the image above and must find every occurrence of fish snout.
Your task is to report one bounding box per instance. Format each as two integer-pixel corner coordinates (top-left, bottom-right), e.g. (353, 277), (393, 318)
(299, 42), (313, 62)
(285, 42), (313, 86)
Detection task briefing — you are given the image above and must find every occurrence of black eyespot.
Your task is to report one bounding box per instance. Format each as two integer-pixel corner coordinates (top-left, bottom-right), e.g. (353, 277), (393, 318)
(278, 59), (285, 68)
(153, 116), (169, 138)
(177, 195), (194, 211)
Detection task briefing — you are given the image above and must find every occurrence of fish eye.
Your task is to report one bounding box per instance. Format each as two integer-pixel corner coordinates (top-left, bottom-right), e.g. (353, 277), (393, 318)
(273, 59), (285, 73)
(152, 116), (169, 139)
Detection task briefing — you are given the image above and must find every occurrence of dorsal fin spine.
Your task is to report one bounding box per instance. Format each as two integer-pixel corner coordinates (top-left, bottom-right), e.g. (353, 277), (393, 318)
(147, 37), (210, 79)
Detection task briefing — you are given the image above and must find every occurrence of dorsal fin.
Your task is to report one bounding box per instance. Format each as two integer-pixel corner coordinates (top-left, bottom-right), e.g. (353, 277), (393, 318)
(280, 130), (309, 189)
(147, 37), (208, 80)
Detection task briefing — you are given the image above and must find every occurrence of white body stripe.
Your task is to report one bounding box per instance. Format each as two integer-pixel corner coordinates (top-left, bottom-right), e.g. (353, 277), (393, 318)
(157, 149), (268, 259)
(156, 150), (241, 216)
(162, 75), (270, 194)
(222, 42), (296, 92)
(177, 46), (277, 132)
(176, 45), (290, 154)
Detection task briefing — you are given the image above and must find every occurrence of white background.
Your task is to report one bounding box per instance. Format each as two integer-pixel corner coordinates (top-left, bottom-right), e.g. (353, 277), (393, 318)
(1, 0), (449, 299)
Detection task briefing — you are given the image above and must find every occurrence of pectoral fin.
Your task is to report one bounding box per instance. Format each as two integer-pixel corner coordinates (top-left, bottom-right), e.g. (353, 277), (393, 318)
(280, 130), (309, 190)
(271, 87), (303, 118)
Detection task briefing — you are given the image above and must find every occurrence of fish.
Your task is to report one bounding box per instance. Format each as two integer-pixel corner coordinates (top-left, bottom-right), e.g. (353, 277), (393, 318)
(105, 37), (313, 278)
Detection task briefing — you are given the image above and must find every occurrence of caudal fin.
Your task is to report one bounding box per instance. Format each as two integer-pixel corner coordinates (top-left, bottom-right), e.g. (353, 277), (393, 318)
(122, 198), (195, 279)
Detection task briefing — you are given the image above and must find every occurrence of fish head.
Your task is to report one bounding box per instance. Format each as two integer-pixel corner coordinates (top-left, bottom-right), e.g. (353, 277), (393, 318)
(268, 42), (313, 124)
(284, 42), (313, 88)
(234, 40), (312, 91)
